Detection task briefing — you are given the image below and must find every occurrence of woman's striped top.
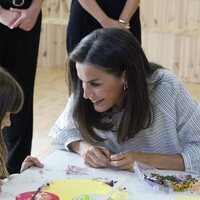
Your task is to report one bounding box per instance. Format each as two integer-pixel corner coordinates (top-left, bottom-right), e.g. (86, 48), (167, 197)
(50, 69), (200, 174)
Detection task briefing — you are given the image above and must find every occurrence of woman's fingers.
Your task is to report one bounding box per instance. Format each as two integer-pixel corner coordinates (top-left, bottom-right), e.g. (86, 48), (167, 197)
(110, 152), (134, 171)
(84, 146), (111, 168)
(110, 152), (125, 161)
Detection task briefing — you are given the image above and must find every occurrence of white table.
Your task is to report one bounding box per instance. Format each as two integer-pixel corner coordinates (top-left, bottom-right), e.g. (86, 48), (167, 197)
(0, 150), (199, 200)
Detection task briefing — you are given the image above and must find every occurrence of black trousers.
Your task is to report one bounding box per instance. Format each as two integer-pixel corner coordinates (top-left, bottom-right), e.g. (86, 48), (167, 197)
(0, 1), (42, 174)
(67, 0), (141, 53)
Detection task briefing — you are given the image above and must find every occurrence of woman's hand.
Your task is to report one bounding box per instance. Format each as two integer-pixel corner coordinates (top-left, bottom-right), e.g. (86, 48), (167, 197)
(110, 151), (141, 171)
(9, 6), (40, 31)
(20, 156), (44, 173)
(110, 151), (185, 172)
(69, 141), (111, 168)
(100, 17), (130, 29)
(83, 146), (111, 168)
(0, 6), (20, 28)
(110, 151), (148, 172)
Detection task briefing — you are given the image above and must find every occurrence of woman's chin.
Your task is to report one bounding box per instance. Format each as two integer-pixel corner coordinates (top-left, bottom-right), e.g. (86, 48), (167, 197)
(94, 105), (110, 113)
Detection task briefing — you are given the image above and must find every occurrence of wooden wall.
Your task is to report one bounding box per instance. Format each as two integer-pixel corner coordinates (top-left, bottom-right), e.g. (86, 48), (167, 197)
(37, 0), (70, 68)
(37, 0), (200, 83)
(141, 0), (200, 83)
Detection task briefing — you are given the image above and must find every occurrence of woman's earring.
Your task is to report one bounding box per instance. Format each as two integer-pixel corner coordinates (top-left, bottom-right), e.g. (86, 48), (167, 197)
(124, 84), (128, 91)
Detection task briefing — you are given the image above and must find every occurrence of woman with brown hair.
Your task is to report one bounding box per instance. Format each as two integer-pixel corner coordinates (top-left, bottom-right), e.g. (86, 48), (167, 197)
(51, 28), (200, 174)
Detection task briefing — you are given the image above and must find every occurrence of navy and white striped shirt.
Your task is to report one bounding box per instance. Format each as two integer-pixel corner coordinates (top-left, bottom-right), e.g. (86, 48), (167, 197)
(50, 69), (200, 174)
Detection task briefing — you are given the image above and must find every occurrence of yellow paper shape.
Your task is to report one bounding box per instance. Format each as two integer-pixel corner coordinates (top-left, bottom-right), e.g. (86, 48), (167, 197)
(176, 199), (200, 200)
(44, 179), (128, 200)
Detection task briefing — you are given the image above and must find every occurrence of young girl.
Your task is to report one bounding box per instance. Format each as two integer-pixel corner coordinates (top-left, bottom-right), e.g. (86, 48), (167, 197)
(0, 67), (43, 191)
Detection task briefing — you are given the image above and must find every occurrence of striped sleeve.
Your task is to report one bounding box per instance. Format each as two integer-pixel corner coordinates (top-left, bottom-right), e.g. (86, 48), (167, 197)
(49, 95), (83, 150)
(175, 81), (200, 173)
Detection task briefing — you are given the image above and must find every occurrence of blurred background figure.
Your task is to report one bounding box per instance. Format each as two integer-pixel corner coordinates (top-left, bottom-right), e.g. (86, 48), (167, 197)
(67, 0), (141, 53)
(0, 0), (44, 174)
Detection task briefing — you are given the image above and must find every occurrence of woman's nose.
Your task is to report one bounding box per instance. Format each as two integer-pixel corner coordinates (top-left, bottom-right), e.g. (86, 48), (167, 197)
(83, 87), (89, 99)
(83, 84), (92, 99)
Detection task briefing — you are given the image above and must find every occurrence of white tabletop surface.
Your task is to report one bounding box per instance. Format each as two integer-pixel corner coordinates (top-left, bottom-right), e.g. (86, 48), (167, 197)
(0, 150), (199, 200)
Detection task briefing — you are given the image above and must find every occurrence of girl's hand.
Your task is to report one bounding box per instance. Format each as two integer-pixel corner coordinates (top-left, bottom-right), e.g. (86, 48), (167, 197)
(83, 146), (111, 168)
(20, 156), (44, 173)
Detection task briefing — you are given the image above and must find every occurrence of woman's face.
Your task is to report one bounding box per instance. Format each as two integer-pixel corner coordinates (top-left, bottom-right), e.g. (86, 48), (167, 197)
(1, 112), (11, 129)
(76, 62), (126, 112)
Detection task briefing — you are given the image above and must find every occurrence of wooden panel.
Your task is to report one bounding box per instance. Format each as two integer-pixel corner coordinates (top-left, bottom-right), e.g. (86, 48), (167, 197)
(37, 0), (70, 68)
(42, 0), (70, 19)
(38, 21), (67, 68)
(142, 31), (200, 83)
(141, 0), (200, 83)
(140, 0), (200, 32)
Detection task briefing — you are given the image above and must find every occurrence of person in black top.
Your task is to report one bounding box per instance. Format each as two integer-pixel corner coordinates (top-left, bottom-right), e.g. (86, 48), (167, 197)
(0, 0), (44, 174)
(67, 0), (141, 53)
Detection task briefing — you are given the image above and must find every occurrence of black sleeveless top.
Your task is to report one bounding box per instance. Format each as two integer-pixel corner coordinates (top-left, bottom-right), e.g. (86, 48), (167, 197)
(0, 0), (32, 9)
(67, 0), (141, 53)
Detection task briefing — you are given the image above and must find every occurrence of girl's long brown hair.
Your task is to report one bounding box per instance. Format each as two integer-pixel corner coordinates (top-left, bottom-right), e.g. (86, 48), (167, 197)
(0, 67), (24, 178)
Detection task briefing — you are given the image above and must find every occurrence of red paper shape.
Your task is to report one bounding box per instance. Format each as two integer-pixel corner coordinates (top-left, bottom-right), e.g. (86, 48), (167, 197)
(16, 191), (59, 200)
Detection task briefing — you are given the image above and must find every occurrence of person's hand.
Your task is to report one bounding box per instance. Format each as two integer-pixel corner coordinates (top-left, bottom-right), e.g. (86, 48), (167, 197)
(110, 151), (141, 171)
(9, 7), (40, 31)
(100, 17), (130, 30)
(83, 146), (111, 168)
(0, 7), (20, 28)
(20, 156), (44, 173)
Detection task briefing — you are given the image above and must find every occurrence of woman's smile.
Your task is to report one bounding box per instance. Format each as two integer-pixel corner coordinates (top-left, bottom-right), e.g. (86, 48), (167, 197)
(76, 62), (126, 112)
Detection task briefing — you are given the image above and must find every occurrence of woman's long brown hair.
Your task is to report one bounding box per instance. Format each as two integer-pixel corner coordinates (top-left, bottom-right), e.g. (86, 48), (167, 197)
(68, 28), (162, 144)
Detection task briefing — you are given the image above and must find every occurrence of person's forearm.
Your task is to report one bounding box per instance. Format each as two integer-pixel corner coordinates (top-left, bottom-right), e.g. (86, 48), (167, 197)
(0, 5), (4, 16)
(138, 152), (185, 171)
(29, 0), (44, 13)
(119, 0), (140, 23)
(0, 5), (3, 13)
(68, 140), (92, 157)
(78, 0), (109, 25)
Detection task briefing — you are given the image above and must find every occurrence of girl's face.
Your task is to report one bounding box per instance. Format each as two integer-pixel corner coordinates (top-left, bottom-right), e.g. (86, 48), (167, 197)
(76, 62), (127, 112)
(1, 112), (11, 129)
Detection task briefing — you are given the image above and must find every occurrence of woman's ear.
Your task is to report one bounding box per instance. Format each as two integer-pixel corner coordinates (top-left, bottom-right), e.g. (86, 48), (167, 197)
(122, 70), (128, 85)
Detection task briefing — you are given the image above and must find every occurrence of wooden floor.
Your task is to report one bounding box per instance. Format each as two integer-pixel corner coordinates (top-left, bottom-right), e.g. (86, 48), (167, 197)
(32, 67), (200, 160)
(32, 67), (68, 159)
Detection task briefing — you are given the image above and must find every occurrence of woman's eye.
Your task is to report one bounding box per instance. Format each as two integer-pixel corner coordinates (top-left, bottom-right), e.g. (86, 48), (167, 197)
(91, 82), (100, 87)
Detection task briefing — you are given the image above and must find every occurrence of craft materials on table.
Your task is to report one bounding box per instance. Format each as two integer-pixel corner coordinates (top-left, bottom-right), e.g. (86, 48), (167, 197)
(15, 179), (127, 200)
(133, 161), (200, 194)
(2, 151), (200, 200)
